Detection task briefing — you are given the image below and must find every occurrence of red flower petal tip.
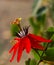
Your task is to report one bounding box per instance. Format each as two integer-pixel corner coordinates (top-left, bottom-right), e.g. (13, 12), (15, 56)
(47, 40), (52, 43)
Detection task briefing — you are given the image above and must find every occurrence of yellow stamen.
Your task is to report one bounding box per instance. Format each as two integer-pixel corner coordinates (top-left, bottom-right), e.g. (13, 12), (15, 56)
(10, 17), (22, 25)
(17, 17), (22, 21)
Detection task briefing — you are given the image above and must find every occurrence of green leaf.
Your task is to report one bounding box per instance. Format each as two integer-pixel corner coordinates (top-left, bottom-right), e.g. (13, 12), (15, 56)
(47, 27), (54, 32)
(29, 17), (40, 34)
(30, 59), (36, 65)
(51, 34), (54, 41)
(44, 34), (54, 47)
(36, 6), (47, 17)
(45, 47), (54, 57)
(25, 59), (36, 65)
(37, 7), (46, 15)
(10, 24), (20, 36)
(31, 49), (40, 60)
(43, 56), (54, 61)
(44, 47), (54, 61)
(38, 50), (43, 56)
(36, 14), (46, 26)
(33, 25), (40, 35)
(46, 27), (54, 39)
(29, 17), (35, 27)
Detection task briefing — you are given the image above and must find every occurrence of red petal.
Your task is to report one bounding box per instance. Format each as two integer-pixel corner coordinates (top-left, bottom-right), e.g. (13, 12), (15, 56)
(9, 45), (15, 53)
(25, 37), (31, 53)
(9, 43), (19, 62)
(14, 37), (20, 41)
(10, 46), (17, 62)
(9, 38), (20, 53)
(9, 43), (18, 53)
(31, 42), (44, 50)
(28, 37), (44, 50)
(28, 34), (52, 43)
(17, 42), (24, 62)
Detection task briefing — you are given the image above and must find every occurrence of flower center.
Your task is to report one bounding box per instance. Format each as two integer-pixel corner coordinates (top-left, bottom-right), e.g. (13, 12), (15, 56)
(16, 26), (30, 38)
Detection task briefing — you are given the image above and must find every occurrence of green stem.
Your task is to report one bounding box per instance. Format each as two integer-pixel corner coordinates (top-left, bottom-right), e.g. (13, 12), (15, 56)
(33, 49), (41, 58)
(37, 43), (49, 65)
(18, 24), (22, 31)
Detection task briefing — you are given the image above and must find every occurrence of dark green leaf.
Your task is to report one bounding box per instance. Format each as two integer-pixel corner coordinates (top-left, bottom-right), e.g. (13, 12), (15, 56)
(43, 56), (54, 61)
(36, 6), (46, 15)
(36, 14), (46, 25)
(42, 47), (54, 61)
(45, 47), (54, 57)
(25, 58), (31, 65)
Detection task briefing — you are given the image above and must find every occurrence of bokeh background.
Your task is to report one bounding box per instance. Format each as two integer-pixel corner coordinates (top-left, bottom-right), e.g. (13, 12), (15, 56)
(0, 0), (54, 65)
(0, 0), (33, 65)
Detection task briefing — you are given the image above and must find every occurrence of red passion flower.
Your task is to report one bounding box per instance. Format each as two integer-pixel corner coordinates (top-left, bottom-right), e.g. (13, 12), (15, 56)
(9, 26), (51, 62)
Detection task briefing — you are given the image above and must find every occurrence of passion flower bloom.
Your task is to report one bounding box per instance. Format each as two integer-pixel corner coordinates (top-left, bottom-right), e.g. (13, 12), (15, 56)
(9, 26), (51, 62)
